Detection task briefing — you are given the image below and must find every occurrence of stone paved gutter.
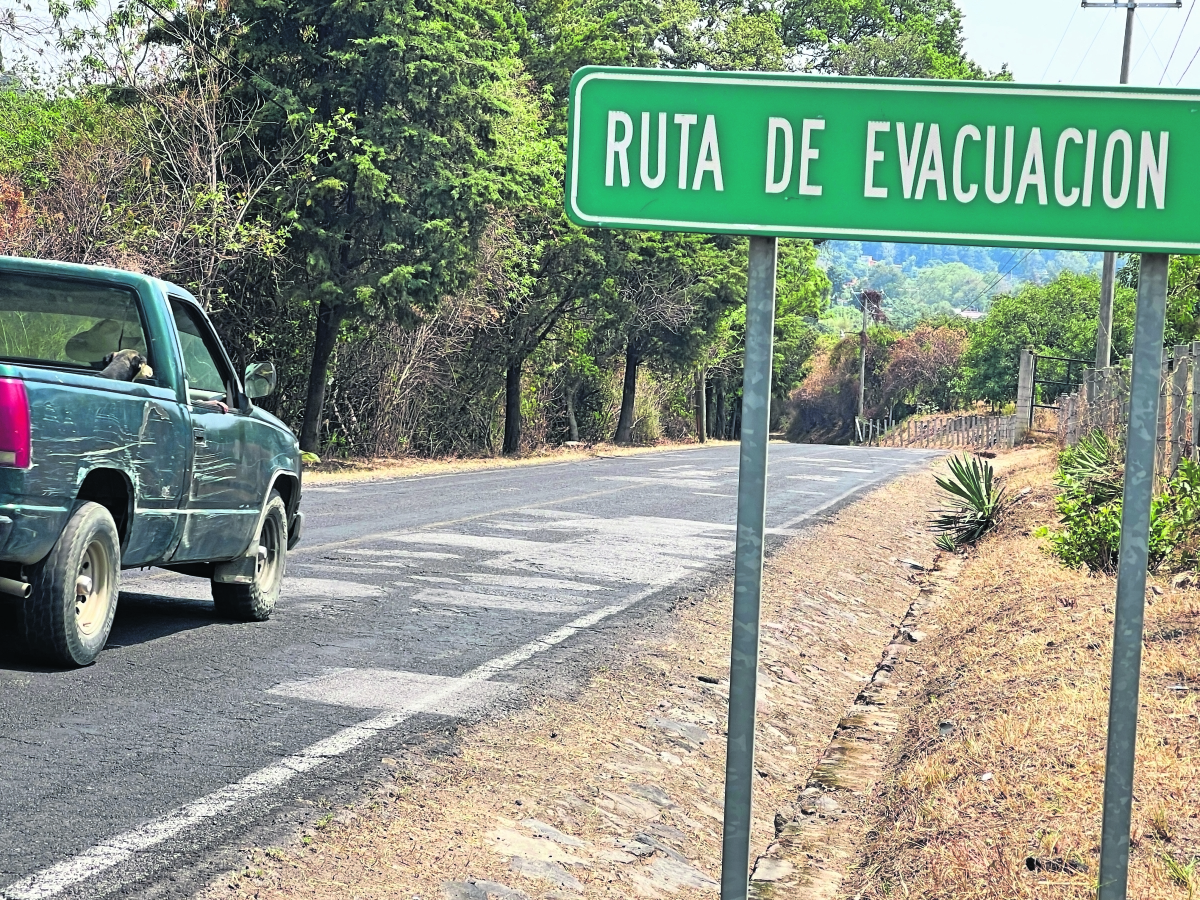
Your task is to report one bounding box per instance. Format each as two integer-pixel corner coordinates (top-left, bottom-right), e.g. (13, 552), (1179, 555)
(201, 466), (942, 900)
(748, 556), (957, 899)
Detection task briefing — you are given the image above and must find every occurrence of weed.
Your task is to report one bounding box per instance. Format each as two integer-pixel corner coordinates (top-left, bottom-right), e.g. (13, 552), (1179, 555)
(1162, 853), (1198, 895)
(1151, 805), (1174, 842)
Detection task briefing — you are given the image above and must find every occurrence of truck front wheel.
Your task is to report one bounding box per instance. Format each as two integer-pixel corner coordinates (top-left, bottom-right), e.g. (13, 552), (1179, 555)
(20, 501), (121, 667)
(212, 491), (287, 622)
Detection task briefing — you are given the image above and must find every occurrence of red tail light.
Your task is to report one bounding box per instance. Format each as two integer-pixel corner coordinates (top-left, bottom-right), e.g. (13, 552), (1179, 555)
(0, 378), (31, 468)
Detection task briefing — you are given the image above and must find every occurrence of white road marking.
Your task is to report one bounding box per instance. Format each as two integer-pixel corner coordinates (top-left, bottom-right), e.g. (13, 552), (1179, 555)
(517, 509), (590, 519)
(295, 563), (412, 575)
(282, 578), (385, 599)
(599, 475), (724, 489)
(480, 520), (563, 532)
(0, 594), (652, 900)
(341, 550), (461, 559)
(786, 474), (838, 482)
(386, 533), (543, 553)
(269, 668), (514, 715)
(459, 574), (609, 592)
(828, 466), (871, 473)
(414, 588), (584, 613)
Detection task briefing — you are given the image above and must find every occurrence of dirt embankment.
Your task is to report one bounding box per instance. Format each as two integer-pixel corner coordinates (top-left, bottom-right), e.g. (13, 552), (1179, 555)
(844, 449), (1200, 899)
(200, 464), (943, 900)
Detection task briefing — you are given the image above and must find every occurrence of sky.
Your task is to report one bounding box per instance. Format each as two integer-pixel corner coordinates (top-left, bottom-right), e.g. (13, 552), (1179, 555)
(958, 0), (1200, 87)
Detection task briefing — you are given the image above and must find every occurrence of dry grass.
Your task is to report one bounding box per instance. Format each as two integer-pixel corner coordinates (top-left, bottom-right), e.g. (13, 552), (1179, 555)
(845, 449), (1200, 900)
(304, 440), (740, 485)
(200, 466), (941, 900)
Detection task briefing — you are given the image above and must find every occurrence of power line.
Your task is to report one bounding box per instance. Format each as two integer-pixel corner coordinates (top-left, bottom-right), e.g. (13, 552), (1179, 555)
(1160, 0), (1196, 82)
(1043, 6), (1079, 81)
(964, 249), (1036, 312)
(1178, 33), (1200, 80)
(1073, 14), (1113, 82)
(1134, 10), (1169, 71)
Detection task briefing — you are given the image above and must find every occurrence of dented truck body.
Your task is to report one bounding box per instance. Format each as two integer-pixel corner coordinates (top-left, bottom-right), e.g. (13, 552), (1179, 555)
(0, 257), (302, 663)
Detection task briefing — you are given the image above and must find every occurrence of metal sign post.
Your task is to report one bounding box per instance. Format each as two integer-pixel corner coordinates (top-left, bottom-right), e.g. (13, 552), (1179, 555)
(1098, 253), (1169, 900)
(719, 236), (777, 900)
(562, 65), (1191, 900)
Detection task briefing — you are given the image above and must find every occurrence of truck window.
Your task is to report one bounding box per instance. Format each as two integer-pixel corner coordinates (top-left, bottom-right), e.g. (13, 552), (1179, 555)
(170, 300), (232, 405)
(0, 272), (151, 374)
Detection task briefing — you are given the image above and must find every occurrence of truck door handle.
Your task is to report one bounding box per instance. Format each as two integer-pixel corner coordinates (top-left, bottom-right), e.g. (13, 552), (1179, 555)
(193, 427), (207, 447)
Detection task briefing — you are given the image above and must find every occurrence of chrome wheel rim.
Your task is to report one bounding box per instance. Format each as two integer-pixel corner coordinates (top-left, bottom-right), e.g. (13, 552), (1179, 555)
(256, 514), (283, 595)
(76, 540), (113, 637)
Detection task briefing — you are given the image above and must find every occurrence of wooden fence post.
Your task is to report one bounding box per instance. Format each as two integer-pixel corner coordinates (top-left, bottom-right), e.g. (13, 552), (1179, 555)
(1157, 349), (1171, 480)
(1192, 342), (1200, 462)
(1171, 345), (1189, 475)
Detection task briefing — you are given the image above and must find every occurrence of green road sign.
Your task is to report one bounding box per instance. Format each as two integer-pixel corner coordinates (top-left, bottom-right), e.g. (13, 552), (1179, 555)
(566, 67), (1200, 253)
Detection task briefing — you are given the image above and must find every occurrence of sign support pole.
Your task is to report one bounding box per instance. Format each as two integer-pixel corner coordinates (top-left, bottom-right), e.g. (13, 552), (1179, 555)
(720, 235), (777, 900)
(1098, 252), (1169, 900)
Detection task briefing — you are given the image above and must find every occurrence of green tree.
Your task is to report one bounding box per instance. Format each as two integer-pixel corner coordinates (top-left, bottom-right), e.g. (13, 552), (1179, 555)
(227, 0), (518, 452)
(772, 239), (829, 398)
(961, 272), (1136, 405)
(1122, 254), (1200, 348)
(779, 0), (1004, 78)
(600, 231), (741, 443)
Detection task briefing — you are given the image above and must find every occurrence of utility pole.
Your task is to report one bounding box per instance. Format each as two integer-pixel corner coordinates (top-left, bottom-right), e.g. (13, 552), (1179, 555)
(858, 296), (868, 419)
(1085, 1), (1181, 371)
(856, 290), (885, 421)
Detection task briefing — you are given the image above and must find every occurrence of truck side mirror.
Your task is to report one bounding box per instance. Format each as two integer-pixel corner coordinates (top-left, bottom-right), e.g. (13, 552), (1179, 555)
(244, 361), (277, 400)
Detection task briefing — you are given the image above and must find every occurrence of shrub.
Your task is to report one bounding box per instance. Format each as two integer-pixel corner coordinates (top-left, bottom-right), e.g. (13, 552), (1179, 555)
(1149, 459), (1200, 572)
(931, 454), (1008, 551)
(1045, 430), (1200, 574)
(1045, 430), (1125, 572)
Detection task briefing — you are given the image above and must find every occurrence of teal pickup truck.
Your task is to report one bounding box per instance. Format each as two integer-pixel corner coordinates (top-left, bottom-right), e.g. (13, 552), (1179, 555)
(0, 257), (303, 666)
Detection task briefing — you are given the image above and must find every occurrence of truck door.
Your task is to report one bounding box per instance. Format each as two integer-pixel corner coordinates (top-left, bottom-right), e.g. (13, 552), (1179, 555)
(168, 300), (264, 563)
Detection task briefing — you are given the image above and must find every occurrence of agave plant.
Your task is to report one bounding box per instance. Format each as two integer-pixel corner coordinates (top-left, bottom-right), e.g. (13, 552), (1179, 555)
(1056, 430), (1124, 506)
(932, 454), (1008, 551)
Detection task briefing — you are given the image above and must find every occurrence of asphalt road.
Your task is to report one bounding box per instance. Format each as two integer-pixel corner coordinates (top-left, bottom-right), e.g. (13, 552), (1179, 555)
(0, 442), (938, 900)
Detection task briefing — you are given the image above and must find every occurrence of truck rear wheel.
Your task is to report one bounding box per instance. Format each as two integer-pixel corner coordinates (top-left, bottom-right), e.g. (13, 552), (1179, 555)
(212, 491), (287, 622)
(20, 501), (121, 667)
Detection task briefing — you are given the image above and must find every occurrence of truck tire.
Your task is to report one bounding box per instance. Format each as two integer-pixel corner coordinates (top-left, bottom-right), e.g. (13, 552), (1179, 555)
(20, 501), (121, 667)
(212, 491), (287, 622)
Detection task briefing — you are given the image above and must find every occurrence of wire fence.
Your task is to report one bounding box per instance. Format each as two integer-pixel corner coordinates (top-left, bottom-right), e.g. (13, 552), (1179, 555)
(1055, 342), (1200, 483)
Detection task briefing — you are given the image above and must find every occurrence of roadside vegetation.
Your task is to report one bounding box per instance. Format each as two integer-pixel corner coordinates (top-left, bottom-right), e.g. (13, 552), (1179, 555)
(931, 454), (1008, 551)
(853, 449), (1200, 899)
(1041, 431), (1200, 575)
(0, 0), (1000, 460)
